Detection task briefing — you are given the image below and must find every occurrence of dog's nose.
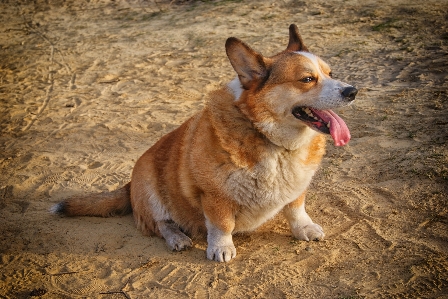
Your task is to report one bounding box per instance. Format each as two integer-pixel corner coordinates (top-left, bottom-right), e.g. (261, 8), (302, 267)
(341, 86), (358, 101)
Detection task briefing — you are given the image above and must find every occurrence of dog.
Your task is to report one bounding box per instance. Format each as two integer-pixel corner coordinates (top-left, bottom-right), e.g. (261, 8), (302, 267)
(51, 24), (357, 262)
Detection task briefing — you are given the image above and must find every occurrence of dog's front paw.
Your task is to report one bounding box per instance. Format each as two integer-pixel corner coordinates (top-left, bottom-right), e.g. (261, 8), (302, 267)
(206, 244), (236, 262)
(292, 223), (325, 241)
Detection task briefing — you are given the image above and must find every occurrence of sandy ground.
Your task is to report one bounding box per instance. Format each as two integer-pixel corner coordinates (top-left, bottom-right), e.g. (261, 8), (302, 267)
(1, 0), (447, 298)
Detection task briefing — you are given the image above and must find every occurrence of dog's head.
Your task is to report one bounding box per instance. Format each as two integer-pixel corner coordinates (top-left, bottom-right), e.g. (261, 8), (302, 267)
(226, 24), (357, 149)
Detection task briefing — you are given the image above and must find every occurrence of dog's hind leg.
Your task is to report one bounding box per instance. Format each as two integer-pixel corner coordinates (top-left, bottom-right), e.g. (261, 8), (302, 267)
(157, 220), (193, 251)
(283, 192), (325, 241)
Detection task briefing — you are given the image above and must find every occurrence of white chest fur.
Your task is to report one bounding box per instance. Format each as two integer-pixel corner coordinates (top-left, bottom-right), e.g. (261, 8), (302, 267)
(225, 146), (319, 233)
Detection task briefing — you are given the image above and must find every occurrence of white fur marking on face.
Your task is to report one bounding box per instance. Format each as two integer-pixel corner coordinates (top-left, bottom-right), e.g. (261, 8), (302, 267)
(296, 51), (325, 77)
(295, 51), (354, 110)
(228, 77), (243, 100)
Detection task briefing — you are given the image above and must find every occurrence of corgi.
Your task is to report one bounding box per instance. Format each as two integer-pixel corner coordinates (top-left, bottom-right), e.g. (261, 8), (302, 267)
(51, 24), (357, 262)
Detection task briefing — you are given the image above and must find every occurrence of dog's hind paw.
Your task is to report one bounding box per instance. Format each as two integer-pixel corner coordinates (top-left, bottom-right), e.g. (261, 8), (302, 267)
(166, 233), (193, 251)
(206, 245), (237, 262)
(157, 220), (193, 251)
(292, 223), (325, 242)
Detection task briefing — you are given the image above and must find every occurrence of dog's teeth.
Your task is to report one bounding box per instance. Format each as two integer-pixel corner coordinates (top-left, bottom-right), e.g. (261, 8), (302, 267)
(303, 108), (314, 117)
(327, 122), (331, 128)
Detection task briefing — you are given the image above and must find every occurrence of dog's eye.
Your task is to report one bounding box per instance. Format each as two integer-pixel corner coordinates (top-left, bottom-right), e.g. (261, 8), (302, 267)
(300, 77), (315, 83)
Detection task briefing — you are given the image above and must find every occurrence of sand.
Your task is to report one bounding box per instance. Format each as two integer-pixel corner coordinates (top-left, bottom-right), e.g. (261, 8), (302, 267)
(1, 0), (447, 298)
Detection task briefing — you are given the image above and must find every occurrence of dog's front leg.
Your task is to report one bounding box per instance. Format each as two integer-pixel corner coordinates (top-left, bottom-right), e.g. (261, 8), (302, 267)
(202, 197), (236, 262)
(205, 219), (236, 262)
(284, 193), (325, 241)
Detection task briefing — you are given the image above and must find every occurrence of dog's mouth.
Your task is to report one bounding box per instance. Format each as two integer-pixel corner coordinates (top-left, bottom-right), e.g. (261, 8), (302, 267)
(292, 107), (351, 146)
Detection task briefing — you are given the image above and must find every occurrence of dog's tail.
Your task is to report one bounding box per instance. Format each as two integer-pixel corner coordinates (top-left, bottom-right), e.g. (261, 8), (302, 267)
(50, 183), (132, 217)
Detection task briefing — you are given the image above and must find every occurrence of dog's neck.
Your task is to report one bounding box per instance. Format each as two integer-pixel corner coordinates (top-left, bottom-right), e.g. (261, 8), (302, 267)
(226, 78), (321, 151)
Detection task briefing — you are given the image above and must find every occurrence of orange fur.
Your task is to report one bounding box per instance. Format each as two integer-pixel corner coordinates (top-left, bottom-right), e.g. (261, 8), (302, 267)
(304, 134), (326, 165)
(52, 24), (357, 262)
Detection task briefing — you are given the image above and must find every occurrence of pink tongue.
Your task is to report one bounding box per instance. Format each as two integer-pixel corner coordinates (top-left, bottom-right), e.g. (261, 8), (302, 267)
(311, 109), (351, 146)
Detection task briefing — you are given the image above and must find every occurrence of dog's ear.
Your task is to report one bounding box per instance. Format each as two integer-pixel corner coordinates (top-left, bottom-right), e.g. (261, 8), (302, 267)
(286, 24), (309, 52)
(225, 37), (267, 89)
